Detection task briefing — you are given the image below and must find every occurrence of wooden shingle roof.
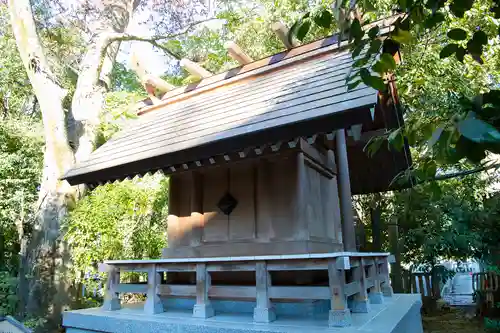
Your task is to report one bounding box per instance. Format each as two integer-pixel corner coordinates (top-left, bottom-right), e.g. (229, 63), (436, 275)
(63, 17), (410, 191)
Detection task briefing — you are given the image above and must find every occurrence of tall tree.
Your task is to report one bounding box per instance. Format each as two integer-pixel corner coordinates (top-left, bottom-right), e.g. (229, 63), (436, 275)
(8, 0), (140, 328)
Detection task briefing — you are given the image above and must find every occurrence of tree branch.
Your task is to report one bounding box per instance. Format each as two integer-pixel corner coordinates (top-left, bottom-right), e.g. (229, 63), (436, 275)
(95, 18), (219, 83)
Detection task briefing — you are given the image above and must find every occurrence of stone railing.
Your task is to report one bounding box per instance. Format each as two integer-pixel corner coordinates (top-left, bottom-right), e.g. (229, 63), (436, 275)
(98, 252), (394, 327)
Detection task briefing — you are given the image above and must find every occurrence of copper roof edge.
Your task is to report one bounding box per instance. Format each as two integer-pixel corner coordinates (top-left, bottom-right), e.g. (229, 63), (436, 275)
(135, 15), (400, 117)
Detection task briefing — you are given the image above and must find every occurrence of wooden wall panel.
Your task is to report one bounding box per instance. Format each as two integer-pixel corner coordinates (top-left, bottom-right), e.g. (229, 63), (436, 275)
(229, 163), (256, 240)
(306, 165), (325, 238)
(202, 167), (229, 242)
(256, 159), (273, 240)
(176, 174), (193, 246)
(269, 156), (296, 240)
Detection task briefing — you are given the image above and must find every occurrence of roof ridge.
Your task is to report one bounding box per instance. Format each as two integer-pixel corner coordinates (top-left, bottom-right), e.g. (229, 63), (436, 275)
(135, 15), (399, 116)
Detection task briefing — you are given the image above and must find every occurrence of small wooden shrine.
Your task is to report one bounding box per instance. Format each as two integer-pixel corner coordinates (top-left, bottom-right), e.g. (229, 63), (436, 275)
(62, 16), (420, 333)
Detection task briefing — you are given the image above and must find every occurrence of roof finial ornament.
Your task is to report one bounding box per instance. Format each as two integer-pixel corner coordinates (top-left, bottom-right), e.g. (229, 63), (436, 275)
(224, 41), (253, 65)
(271, 22), (298, 49)
(180, 58), (212, 79)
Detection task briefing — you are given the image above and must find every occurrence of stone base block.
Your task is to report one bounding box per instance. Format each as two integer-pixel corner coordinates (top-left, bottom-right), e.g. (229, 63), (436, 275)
(369, 292), (384, 304)
(328, 309), (352, 327)
(101, 298), (120, 311)
(349, 299), (371, 313)
(144, 298), (163, 314)
(253, 307), (276, 323)
(193, 304), (215, 318)
(382, 285), (394, 297)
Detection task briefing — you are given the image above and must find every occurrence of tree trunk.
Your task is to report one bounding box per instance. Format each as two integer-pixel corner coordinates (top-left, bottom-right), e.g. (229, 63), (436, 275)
(71, 0), (140, 167)
(9, 0), (139, 330)
(9, 0), (76, 329)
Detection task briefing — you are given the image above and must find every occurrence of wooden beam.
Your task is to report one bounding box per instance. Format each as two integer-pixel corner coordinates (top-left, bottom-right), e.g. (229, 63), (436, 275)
(271, 22), (297, 49)
(225, 41), (254, 65)
(180, 58), (212, 79)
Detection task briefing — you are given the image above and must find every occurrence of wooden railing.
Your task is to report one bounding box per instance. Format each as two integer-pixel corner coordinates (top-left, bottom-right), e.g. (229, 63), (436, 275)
(99, 252), (394, 327)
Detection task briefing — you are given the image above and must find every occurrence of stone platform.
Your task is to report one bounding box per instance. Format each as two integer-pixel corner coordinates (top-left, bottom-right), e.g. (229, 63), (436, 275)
(63, 294), (422, 333)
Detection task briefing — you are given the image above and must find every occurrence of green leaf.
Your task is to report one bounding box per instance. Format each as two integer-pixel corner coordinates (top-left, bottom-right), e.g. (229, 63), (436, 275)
(425, 161), (437, 178)
(372, 61), (386, 75)
(380, 53), (397, 70)
(312, 8), (333, 29)
(457, 117), (500, 143)
(296, 18), (312, 41)
(348, 80), (363, 90)
(349, 18), (364, 42)
(455, 46), (467, 62)
(388, 128), (404, 151)
(430, 182), (442, 200)
(360, 67), (385, 91)
(368, 26), (380, 39)
(364, 136), (385, 157)
(447, 28), (467, 41)
(424, 12), (445, 29)
(353, 57), (370, 67)
(473, 30), (488, 45)
(392, 29), (412, 44)
(450, 0), (474, 18)
(440, 43), (459, 58)
(367, 39), (382, 56)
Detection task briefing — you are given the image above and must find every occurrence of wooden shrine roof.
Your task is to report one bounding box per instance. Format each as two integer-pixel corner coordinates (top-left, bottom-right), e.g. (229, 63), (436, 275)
(63, 17), (410, 192)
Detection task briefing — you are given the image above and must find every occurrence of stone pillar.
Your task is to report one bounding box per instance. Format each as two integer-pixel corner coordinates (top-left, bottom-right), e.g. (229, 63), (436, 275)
(144, 264), (163, 314)
(335, 129), (356, 251)
(328, 258), (352, 327)
(254, 261), (276, 323)
(193, 263), (215, 318)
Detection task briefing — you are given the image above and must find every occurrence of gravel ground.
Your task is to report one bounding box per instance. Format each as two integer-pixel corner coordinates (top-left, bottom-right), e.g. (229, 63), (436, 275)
(423, 308), (486, 333)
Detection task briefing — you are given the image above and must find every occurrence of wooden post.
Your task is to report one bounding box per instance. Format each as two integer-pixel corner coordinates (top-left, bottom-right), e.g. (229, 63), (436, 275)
(328, 257), (352, 327)
(388, 219), (403, 293)
(253, 261), (276, 323)
(368, 259), (384, 304)
(102, 266), (121, 310)
(335, 129), (356, 251)
(350, 259), (371, 312)
(381, 257), (394, 297)
(144, 264), (163, 314)
(193, 263), (215, 318)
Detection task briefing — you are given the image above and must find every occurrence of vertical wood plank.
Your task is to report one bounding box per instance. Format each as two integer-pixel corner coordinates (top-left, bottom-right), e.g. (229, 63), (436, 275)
(294, 152), (309, 240)
(229, 164), (256, 240)
(202, 168), (229, 242)
(144, 264), (163, 314)
(102, 267), (121, 310)
(193, 263), (214, 318)
(253, 261), (276, 323)
(190, 172), (203, 246)
(328, 259), (352, 327)
(256, 159), (273, 240)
